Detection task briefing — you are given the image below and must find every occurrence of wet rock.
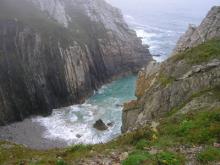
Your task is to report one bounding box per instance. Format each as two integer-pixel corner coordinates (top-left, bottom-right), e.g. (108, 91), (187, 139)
(107, 122), (114, 127)
(93, 119), (108, 131)
(115, 104), (123, 107)
(76, 134), (82, 138)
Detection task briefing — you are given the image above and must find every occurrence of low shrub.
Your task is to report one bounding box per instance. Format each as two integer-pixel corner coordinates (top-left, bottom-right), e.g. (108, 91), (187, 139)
(197, 146), (220, 163)
(122, 150), (152, 165)
(156, 151), (185, 165)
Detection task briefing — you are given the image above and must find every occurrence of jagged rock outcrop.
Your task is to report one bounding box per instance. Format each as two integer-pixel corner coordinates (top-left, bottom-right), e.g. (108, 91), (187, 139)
(0, 0), (151, 125)
(173, 6), (220, 54)
(122, 6), (220, 133)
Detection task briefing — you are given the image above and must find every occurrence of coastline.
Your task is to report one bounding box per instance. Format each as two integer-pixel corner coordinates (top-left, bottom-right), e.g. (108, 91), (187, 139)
(0, 73), (139, 150)
(0, 118), (67, 150)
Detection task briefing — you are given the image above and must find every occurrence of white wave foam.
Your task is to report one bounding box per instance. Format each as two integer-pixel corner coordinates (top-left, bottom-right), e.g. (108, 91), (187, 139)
(131, 22), (175, 34)
(32, 102), (121, 144)
(136, 29), (156, 39)
(97, 85), (108, 94)
(125, 15), (135, 21)
(135, 29), (160, 51)
(31, 76), (137, 146)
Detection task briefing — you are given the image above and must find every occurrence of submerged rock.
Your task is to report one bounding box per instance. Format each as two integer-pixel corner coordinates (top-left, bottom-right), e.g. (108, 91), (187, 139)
(93, 119), (108, 131)
(76, 134), (82, 138)
(107, 122), (114, 127)
(115, 104), (123, 107)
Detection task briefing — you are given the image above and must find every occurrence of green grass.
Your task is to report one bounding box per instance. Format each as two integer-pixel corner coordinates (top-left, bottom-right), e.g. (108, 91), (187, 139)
(67, 144), (93, 153)
(158, 73), (176, 87)
(115, 127), (153, 146)
(122, 150), (153, 165)
(0, 108), (219, 164)
(122, 150), (184, 165)
(160, 108), (220, 145)
(56, 159), (68, 165)
(152, 135), (180, 148)
(156, 151), (185, 165)
(0, 126), (153, 164)
(135, 139), (151, 150)
(197, 146), (220, 163)
(167, 85), (220, 117)
(126, 108), (219, 165)
(172, 39), (220, 64)
(213, 85), (220, 100)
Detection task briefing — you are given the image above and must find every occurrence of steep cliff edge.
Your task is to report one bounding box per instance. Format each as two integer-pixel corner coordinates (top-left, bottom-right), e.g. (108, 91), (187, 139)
(122, 6), (220, 133)
(0, 0), (151, 125)
(173, 6), (220, 54)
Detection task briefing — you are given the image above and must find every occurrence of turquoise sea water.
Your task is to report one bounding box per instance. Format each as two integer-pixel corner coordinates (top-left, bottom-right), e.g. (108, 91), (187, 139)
(33, 75), (137, 144)
(33, 0), (220, 145)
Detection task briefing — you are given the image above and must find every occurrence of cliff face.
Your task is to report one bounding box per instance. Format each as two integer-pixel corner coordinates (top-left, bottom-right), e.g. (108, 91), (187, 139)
(173, 6), (220, 54)
(122, 6), (220, 133)
(0, 0), (151, 125)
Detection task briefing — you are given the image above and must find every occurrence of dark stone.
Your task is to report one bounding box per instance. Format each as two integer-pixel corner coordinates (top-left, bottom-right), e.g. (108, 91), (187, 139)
(115, 104), (123, 107)
(76, 134), (82, 138)
(93, 119), (108, 131)
(107, 122), (114, 127)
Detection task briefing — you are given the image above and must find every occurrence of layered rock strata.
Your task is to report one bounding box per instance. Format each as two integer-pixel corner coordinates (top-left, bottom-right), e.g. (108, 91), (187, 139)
(122, 6), (220, 132)
(0, 0), (151, 125)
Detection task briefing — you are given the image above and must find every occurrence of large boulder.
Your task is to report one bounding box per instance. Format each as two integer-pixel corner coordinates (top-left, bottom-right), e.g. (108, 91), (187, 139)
(93, 119), (108, 131)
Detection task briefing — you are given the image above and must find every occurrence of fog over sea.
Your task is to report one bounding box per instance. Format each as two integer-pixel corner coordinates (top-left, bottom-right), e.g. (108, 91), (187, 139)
(1, 0), (219, 149)
(108, 0), (220, 61)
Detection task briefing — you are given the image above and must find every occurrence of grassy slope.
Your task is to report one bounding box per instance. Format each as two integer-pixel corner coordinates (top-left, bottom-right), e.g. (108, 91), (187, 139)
(1, 105), (219, 165)
(171, 38), (220, 64)
(158, 39), (220, 87)
(0, 41), (220, 165)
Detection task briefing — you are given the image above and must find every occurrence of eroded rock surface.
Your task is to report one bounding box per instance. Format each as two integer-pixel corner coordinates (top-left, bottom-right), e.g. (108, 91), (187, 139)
(122, 6), (220, 133)
(173, 6), (220, 54)
(0, 0), (151, 125)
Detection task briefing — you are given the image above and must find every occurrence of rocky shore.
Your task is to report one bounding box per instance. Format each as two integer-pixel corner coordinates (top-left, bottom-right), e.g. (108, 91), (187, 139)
(0, 118), (67, 150)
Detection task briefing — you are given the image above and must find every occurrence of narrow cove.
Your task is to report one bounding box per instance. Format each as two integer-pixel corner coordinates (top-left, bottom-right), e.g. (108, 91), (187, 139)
(0, 75), (137, 149)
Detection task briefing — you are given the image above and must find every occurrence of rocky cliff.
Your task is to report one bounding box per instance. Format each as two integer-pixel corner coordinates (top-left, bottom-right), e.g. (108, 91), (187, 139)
(0, 0), (151, 125)
(122, 6), (220, 133)
(173, 6), (220, 54)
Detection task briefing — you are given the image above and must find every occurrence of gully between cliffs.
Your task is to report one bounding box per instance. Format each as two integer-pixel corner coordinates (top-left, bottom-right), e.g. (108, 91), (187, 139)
(0, 0), (152, 125)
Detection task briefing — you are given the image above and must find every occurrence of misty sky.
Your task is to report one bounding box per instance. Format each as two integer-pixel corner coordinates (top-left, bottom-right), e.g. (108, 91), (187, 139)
(107, 0), (220, 26)
(106, 0), (220, 60)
